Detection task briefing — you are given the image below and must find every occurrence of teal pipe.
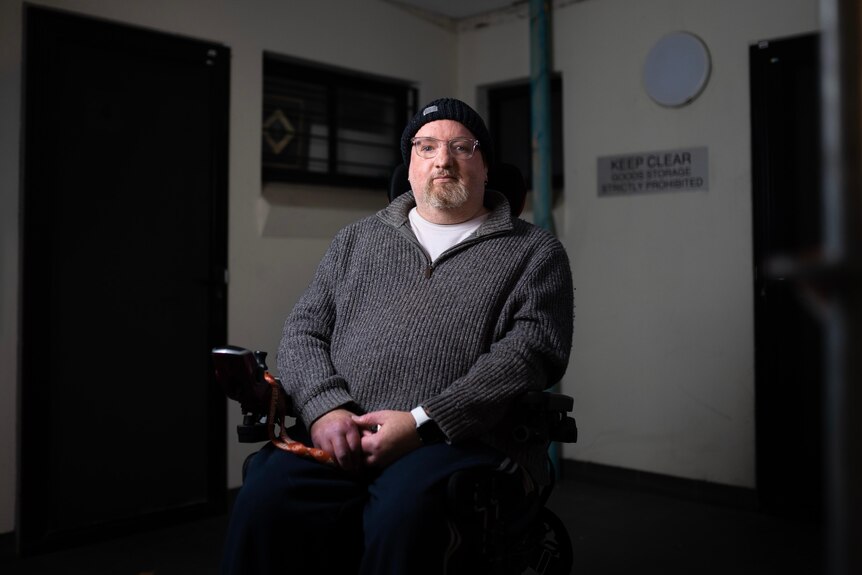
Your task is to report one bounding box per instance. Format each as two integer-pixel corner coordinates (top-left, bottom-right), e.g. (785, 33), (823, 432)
(530, 0), (561, 475)
(530, 0), (554, 235)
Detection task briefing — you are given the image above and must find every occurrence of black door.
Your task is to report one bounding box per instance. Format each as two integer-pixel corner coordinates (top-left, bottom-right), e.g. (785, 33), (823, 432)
(20, 7), (229, 553)
(750, 33), (823, 520)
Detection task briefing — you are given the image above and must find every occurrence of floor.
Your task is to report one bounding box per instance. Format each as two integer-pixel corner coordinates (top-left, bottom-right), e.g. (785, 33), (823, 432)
(0, 479), (823, 575)
(550, 480), (822, 575)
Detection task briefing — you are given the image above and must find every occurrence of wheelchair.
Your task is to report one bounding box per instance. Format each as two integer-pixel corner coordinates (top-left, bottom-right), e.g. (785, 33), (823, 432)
(213, 345), (578, 575)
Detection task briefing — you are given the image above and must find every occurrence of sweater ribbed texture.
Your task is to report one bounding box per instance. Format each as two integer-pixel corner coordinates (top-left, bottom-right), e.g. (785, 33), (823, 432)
(278, 190), (574, 484)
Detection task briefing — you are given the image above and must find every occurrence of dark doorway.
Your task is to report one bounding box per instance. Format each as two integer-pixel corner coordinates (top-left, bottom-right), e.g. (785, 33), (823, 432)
(486, 75), (564, 191)
(750, 33), (823, 521)
(20, 7), (229, 553)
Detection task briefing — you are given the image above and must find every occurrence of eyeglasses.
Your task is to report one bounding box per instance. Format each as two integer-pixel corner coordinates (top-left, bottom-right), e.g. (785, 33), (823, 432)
(411, 137), (481, 160)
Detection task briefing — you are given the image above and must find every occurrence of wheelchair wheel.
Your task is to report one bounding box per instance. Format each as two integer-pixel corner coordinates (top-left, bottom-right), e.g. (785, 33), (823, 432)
(519, 508), (573, 575)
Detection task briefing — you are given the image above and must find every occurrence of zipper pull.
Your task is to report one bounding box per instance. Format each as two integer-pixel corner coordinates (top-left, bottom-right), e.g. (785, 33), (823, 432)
(424, 265), (433, 279)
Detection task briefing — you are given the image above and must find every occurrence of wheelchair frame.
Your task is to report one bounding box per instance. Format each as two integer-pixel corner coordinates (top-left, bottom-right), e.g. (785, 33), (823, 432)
(213, 345), (577, 575)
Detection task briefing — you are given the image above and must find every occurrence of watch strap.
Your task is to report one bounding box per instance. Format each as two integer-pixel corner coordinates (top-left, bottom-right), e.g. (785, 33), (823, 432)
(416, 419), (445, 445)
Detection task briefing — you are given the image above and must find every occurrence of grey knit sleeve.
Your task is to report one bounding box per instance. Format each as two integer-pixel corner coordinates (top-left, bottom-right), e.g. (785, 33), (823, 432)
(422, 238), (574, 442)
(277, 232), (356, 427)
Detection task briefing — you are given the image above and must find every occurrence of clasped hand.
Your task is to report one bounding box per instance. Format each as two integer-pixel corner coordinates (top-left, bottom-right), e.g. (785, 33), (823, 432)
(309, 408), (421, 471)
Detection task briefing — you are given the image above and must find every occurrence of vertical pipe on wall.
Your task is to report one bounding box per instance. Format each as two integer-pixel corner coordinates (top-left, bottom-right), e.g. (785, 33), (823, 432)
(530, 0), (554, 234)
(819, 0), (861, 573)
(530, 0), (560, 472)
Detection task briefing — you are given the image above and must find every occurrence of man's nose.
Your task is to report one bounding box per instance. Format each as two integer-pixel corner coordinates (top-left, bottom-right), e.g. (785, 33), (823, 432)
(435, 145), (453, 167)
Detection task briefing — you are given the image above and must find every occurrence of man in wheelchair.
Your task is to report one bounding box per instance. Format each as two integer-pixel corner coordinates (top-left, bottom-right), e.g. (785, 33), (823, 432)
(220, 98), (574, 575)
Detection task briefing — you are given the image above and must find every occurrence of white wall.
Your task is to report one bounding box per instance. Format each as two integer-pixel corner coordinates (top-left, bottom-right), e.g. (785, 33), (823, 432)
(0, 0), (820, 536)
(459, 0), (819, 487)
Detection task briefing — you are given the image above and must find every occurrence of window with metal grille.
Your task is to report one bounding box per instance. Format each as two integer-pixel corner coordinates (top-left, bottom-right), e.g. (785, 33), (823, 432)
(262, 53), (417, 189)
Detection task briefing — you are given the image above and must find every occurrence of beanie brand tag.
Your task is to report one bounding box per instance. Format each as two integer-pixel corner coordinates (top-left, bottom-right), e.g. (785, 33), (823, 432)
(423, 105), (438, 116)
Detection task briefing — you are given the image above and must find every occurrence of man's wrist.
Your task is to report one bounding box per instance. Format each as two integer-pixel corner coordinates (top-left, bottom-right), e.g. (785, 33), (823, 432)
(410, 405), (431, 427)
(411, 405), (445, 444)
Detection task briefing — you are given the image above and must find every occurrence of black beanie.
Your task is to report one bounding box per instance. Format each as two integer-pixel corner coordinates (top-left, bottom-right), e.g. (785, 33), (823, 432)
(400, 98), (494, 167)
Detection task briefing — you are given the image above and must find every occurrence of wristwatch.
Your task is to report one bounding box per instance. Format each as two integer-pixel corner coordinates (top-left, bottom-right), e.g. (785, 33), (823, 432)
(416, 419), (446, 445)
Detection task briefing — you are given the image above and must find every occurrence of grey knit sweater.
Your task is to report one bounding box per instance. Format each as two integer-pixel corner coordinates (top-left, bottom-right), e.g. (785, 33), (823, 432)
(277, 190), (574, 484)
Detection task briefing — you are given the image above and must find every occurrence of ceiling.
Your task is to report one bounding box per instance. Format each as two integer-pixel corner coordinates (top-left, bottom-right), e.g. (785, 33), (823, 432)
(392, 0), (524, 20)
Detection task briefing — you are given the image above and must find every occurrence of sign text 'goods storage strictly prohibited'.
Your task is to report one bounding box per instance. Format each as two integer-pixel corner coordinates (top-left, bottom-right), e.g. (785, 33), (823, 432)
(597, 147), (708, 196)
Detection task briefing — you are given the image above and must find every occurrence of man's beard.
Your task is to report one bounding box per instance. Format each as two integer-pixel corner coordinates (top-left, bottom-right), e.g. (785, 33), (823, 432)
(421, 171), (470, 210)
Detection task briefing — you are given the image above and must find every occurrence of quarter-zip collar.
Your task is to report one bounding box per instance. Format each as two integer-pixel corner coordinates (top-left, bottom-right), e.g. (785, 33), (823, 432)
(378, 190), (516, 278)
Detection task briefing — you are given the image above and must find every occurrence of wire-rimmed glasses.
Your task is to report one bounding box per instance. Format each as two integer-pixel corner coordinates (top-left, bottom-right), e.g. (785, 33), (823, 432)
(411, 137), (480, 160)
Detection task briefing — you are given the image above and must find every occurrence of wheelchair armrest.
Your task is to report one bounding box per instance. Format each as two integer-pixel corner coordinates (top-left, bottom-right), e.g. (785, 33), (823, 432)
(514, 391), (578, 445)
(519, 391), (573, 413)
(549, 415), (578, 444)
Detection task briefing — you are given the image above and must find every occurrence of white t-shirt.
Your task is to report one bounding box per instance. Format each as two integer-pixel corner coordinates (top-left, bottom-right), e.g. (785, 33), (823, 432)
(408, 207), (489, 262)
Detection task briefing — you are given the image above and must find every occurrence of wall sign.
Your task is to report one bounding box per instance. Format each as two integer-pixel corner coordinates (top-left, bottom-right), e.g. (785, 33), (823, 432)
(597, 146), (708, 196)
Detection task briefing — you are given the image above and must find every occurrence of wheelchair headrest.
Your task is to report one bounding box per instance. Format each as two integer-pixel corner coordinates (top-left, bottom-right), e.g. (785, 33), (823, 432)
(389, 162), (527, 217)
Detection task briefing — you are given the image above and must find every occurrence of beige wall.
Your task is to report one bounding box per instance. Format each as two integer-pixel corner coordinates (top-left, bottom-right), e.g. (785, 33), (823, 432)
(0, 0), (819, 535)
(458, 0), (819, 487)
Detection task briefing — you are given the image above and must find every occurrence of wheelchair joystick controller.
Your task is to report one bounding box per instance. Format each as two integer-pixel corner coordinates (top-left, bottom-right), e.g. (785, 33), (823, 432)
(253, 350), (269, 371)
(212, 345), (277, 443)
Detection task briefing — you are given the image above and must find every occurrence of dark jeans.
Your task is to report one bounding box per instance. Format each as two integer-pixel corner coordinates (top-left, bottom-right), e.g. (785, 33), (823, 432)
(221, 430), (505, 575)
